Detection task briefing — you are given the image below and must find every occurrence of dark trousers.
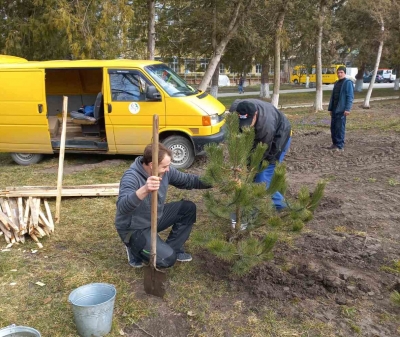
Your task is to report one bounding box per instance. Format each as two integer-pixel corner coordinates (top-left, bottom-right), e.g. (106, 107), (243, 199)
(331, 112), (346, 149)
(127, 200), (196, 268)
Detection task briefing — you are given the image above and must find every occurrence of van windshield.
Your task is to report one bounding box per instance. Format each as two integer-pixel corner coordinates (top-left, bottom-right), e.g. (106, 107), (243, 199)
(145, 64), (198, 97)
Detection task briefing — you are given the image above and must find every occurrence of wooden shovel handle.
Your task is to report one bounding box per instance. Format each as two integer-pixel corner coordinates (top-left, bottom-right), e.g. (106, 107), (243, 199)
(150, 115), (159, 268)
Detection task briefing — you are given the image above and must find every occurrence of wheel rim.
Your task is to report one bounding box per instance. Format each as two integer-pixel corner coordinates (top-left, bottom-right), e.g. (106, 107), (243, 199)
(169, 144), (188, 165)
(16, 153), (36, 162)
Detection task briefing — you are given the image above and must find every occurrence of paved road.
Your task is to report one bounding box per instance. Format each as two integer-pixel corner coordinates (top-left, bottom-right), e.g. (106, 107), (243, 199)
(218, 83), (396, 97)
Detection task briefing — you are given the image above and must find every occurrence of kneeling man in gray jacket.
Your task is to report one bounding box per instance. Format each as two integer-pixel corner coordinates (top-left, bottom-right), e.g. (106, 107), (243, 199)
(115, 143), (210, 268)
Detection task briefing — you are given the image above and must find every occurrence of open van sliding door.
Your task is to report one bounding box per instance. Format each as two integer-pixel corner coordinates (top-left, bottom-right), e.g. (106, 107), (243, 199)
(104, 69), (166, 154)
(0, 69), (52, 154)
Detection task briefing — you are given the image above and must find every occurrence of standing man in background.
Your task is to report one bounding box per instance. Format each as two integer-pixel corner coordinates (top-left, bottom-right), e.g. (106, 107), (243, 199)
(328, 66), (354, 152)
(238, 76), (245, 94)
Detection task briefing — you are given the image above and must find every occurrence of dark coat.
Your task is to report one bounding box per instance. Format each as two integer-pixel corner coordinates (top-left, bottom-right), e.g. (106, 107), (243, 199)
(229, 99), (292, 163)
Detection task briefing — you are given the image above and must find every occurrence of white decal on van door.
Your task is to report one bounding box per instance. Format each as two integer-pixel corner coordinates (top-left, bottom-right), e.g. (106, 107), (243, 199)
(129, 102), (140, 114)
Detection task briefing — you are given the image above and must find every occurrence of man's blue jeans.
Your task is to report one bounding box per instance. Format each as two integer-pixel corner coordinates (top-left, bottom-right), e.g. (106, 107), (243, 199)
(254, 137), (291, 210)
(331, 112), (346, 149)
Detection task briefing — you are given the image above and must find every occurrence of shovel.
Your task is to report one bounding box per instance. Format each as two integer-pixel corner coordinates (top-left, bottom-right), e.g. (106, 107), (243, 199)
(143, 114), (167, 298)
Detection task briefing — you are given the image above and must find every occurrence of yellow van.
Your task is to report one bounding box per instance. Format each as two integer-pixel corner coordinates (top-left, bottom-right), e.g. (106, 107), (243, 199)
(290, 64), (345, 85)
(0, 55), (226, 169)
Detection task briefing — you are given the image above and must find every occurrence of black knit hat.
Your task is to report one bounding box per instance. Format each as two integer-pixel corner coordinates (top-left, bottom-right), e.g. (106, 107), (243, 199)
(337, 66), (346, 73)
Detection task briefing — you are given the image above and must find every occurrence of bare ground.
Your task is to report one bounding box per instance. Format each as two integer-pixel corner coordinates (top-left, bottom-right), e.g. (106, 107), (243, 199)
(28, 107), (399, 336)
(121, 108), (400, 336)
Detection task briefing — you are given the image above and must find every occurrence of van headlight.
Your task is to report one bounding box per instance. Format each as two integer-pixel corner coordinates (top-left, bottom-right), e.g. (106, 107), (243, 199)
(202, 114), (219, 126)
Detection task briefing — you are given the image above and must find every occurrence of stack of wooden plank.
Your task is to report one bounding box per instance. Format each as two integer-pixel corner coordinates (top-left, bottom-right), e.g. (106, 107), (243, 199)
(0, 183), (119, 248)
(0, 183), (119, 198)
(0, 197), (54, 248)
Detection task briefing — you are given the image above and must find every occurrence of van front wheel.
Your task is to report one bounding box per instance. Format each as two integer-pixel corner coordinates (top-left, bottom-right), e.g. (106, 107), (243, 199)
(11, 153), (44, 166)
(162, 136), (195, 169)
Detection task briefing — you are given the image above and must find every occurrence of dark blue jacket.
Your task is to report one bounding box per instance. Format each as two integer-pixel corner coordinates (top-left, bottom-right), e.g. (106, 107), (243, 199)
(328, 78), (354, 113)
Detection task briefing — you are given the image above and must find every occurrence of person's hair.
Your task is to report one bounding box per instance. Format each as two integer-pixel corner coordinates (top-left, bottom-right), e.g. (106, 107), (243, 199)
(337, 66), (346, 73)
(143, 143), (173, 165)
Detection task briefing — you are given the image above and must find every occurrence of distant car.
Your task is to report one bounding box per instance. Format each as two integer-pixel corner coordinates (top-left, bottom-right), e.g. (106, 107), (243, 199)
(363, 73), (384, 83)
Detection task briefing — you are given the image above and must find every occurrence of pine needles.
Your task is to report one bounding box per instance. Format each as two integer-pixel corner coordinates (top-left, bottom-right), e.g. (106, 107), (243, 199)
(197, 113), (326, 275)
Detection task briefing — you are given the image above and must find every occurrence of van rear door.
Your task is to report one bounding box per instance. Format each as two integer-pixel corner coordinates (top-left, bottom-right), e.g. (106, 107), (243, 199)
(0, 69), (52, 153)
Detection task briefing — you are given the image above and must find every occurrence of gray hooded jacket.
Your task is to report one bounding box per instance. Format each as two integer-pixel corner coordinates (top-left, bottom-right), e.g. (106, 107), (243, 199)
(115, 156), (208, 240)
(229, 99), (291, 163)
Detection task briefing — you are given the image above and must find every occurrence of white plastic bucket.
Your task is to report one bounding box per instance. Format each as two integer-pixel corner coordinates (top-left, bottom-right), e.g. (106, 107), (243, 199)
(68, 283), (116, 337)
(0, 324), (41, 337)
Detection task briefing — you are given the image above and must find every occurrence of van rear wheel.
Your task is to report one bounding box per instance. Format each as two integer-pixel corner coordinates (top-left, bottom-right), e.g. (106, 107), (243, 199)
(11, 153), (44, 166)
(162, 136), (195, 169)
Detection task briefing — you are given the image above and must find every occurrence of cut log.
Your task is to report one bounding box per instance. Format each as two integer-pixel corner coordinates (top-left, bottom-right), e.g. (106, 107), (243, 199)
(17, 197), (24, 230)
(29, 233), (43, 249)
(44, 200), (54, 230)
(55, 96), (68, 224)
(5, 183), (119, 191)
(0, 210), (11, 231)
(30, 198), (39, 229)
(39, 210), (53, 231)
(1, 187), (119, 198)
(0, 221), (12, 239)
(23, 199), (30, 228)
(8, 199), (21, 230)
(34, 226), (47, 238)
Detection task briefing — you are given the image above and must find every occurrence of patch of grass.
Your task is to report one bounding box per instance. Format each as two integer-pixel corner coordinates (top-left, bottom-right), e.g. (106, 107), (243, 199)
(341, 306), (358, 319)
(349, 322), (362, 334)
(390, 291), (400, 307)
(368, 178), (377, 183)
(381, 260), (400, 275)
(388, 178), (399, 186)
(333, 226), (366, 237)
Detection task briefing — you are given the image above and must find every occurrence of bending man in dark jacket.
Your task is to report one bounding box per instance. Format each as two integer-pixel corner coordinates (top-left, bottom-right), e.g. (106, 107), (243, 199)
(115, 143), (209, 268)
(327, 66), (354, 151)
(229, 99), (292, 210)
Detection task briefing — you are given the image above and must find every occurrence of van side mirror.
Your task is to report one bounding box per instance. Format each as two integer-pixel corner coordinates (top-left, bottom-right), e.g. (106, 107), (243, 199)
(146, 85), (161, 101)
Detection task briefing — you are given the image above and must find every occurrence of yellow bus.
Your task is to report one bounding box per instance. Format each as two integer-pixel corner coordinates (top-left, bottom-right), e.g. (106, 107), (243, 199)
(290, 64), (346, 85)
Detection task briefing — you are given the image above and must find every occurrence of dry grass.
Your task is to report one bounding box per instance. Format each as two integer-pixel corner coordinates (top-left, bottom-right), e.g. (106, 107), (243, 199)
(1, 97), (399, 336)
(0, 154), (337, 336)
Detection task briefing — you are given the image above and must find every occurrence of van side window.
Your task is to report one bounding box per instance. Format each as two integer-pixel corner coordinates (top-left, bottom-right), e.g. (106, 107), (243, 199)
(109, 70), (149, 102)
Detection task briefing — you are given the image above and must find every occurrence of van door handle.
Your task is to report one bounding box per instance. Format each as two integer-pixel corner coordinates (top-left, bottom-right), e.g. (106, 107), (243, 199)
(38, 104), (43, 113)
(108, 103), (112, 113)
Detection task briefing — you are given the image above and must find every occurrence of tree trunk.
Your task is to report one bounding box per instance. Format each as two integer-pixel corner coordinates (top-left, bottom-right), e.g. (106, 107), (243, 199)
(147, 0), (155, 60)
(394, 67), (399, 91)
(363, 21), (385, 109)
(314, 0), (326, 112)
(271, 11), (285, 107)
(355, 65), (365, 92)
(210, 62), (220, 98)
(260, 56), (271, 98)
(198, 0), (255, 91)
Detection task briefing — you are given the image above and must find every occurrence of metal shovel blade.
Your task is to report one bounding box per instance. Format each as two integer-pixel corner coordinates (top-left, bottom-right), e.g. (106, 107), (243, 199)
(143, 265), (167, 298)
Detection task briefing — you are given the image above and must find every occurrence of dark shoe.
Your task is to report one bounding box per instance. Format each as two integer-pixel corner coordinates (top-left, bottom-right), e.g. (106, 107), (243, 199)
(126, 246), (143, 268)
(327, 144), (338, 150)
(176, 252), (192, 262)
